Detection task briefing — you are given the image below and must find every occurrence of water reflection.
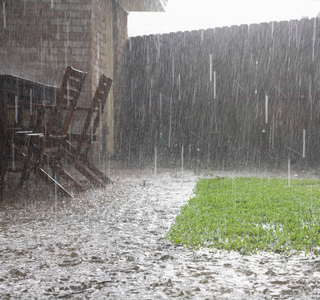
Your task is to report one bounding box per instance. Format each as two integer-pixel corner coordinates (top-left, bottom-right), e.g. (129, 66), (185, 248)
(1, 169), (320, 299)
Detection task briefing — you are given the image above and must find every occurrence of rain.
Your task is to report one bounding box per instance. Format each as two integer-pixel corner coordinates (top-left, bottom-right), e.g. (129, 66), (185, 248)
(1, 0), (320, 299)
(123, 20), (320, 171)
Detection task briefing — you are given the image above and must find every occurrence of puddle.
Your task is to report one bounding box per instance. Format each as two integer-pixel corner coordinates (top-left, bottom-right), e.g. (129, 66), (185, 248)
(0, 169), (320, 299)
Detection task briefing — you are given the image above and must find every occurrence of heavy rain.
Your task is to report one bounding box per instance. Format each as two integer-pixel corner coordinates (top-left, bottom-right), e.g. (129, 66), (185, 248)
(1, 0), (320, 299)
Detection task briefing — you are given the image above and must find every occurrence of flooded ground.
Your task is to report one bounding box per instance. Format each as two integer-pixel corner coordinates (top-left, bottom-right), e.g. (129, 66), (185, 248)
(1, 168), (320, 299)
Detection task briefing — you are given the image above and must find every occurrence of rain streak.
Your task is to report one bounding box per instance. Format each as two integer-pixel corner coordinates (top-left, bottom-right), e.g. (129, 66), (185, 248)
(1, 0), (320, 299)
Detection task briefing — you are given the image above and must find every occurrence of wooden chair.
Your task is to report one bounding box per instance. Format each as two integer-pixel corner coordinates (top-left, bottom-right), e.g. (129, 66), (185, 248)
(18, 66), (87, 197)
(9, 68), (113, 198)
(61, 74), (113, 186)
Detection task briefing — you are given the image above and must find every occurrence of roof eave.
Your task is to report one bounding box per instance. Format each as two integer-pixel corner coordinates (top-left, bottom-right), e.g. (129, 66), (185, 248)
(117, 0), (167, 12)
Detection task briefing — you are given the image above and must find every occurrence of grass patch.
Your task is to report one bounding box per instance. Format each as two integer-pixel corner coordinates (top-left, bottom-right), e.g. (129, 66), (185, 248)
(167, 177), (320, 255)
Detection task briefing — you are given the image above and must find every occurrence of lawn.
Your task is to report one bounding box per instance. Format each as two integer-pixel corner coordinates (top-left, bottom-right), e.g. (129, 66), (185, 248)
(167, 176), (320, 255)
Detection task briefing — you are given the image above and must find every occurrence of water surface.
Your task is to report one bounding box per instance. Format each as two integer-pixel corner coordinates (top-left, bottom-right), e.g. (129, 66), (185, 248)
(1, 169), (320, 299)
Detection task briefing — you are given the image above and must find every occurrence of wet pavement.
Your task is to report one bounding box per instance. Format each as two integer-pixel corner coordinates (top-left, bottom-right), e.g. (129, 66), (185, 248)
(1, 169), (320, 299)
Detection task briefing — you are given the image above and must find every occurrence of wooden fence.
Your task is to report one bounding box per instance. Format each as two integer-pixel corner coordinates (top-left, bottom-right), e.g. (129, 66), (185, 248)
(117, 18), (320, 169)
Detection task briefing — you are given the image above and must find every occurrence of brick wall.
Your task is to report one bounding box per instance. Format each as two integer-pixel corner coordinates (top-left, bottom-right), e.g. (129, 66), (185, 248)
(0, 0), (92, 100)
(0, 0), (129, 157)
(91, 0), (108, 90)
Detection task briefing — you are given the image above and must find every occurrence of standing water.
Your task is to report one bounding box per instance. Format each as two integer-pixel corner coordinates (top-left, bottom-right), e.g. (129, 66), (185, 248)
(1, 169), (320, 298)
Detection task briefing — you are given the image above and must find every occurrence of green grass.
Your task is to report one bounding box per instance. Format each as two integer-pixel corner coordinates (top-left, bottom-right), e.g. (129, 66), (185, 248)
(167, 177), (320, 255)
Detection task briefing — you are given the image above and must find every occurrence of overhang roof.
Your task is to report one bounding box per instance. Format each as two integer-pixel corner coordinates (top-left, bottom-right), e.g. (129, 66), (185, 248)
(117, 0), (167, 12)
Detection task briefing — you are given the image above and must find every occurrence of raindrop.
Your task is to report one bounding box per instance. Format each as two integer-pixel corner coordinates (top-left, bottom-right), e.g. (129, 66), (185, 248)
(308, 75), (312, 101)
(40, 37), (43, 75)
(11, 138), (15, 172)
(44, 113), (47, 137)
(196, 148), (200, 174)
(288, 158), (291, 187)
(265, 95), (268, 124)
(54, 86), (57, 107)
(131, 78), (134, 103)
(29, 89), (33, 116)
(149, 89), (152, 113)
(178, 74), (181, 100)
(154, 147), (157, 175)
(51, 0), (53, 9)
(67, 81), (70, 108)
(50, 41), (53, 65)
(64, 22), (69, 65)
(65, 41), (68, 65)
(56, 17), (60, 39)
(313, 18), (316, 61)
(209, 54), (213, 82)
(91, 114), (94, 144)
(168, 96), (172, 148)
(3, 2), (6, 29)
(97, 33), (100, 59)
(15, 95), (18, 124)
(303, 129), (306, 158)
(172, 56), (174, 81)
(67, 21), (69, 45)
(213, 70), (216, 99)
(192, 85), (196, 105)
(156, 35), (161, 59)
(234, 80), (245, 93)
(309, 75), (312, 120)
(54, 173), (58, 202)
(271, 116), (275, 149)
(99, 101), (102, 163)
(159, 93), (162, 122)
(295, 23), (300, 48)
(181, 145), (184, 173)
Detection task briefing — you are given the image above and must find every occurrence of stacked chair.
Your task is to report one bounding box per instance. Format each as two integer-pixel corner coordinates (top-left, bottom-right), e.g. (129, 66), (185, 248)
(8, 66), (112, 198)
